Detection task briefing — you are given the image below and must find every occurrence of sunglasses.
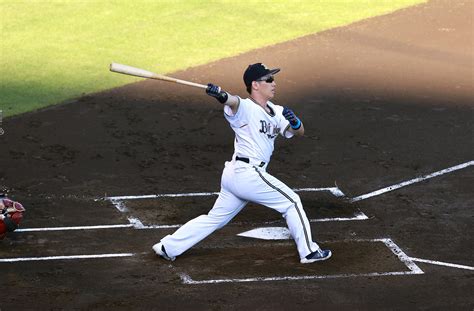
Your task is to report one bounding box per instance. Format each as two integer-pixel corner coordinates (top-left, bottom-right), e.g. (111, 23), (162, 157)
(258, 76), (274, 83)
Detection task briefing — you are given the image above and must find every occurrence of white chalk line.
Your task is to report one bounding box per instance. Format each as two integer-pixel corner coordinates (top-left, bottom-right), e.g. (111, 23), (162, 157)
(295, 187), (346, 197)
(311, 211), (369, 222)
(0, 253), (135, 263)
(16, 160), (473, 233)
(382, 238), (423, 274)
(45, 162), (469, 233)
(178, 238), (424, 284)
(350, 160), (474, 202)
(106, 187), (345, 201)
(15, 162), (472, 233)
(107, 160), (474, 208)
(409, 257), (474, 271)
(16, 224), (133, 232)
(109, 191), (218, 200)
(110, 199), (128, 212)
(180, 270), (418, 284)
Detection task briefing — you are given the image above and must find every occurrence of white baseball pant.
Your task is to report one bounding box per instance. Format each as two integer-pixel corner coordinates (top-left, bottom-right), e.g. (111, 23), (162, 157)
(161, 159), (320, 259)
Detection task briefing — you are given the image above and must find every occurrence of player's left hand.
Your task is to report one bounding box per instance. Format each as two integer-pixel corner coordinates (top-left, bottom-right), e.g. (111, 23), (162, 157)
(206, 83), (228, 104)
(206, 83), (221, 97)
(283, 107), (302, 130)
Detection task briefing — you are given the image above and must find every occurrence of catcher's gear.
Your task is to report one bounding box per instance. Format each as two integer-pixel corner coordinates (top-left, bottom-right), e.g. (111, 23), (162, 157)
(0, 198), (26, 239)
(206, 83), (228, 104)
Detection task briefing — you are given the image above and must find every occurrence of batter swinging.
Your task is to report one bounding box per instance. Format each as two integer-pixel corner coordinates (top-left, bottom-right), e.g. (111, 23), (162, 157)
(153, 63), (331, 264)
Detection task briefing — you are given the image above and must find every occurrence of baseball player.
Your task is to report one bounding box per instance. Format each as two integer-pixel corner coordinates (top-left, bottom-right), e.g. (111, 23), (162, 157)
(153, 63), (331, 263)
(0, 196), (26, 239)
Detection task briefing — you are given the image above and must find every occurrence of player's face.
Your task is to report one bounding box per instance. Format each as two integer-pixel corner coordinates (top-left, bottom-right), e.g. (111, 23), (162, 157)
(256, 75), (276, 99)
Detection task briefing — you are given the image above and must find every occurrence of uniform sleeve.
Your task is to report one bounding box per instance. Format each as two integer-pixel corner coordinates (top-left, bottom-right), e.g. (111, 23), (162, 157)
(273, 104), (294, 139)
(224, 97), (248, 128)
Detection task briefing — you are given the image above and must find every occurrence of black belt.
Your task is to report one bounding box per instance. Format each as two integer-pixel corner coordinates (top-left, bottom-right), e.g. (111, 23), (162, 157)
(236, 156), (266, 167)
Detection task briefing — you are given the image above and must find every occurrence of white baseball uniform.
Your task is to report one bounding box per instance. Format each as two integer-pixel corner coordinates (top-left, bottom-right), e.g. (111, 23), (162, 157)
(161, 97), (320, 259)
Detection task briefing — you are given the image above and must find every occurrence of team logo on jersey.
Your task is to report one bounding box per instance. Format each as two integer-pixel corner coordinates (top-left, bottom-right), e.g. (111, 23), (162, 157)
(259, 120), (280, 139)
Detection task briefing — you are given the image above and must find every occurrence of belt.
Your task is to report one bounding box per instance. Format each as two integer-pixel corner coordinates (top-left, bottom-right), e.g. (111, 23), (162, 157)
(236, 156), (266, 167)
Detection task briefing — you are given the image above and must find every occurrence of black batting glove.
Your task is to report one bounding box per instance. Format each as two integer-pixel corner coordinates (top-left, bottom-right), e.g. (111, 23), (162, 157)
(283, 107), (302, 130)
(206, 83), (228, 104)
(206, 83), (221, 96)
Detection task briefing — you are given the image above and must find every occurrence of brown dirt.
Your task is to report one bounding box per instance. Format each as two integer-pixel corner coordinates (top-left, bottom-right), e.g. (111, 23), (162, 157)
(1, 0), (473, 309)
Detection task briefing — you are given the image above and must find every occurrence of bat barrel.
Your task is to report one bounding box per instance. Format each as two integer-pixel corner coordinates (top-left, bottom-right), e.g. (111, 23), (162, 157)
(110, 63), (155, 79)
(110, 63), (208, 89)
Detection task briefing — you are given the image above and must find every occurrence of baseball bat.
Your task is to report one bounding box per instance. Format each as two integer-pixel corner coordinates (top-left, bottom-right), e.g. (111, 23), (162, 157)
(109, 63), (208, 89)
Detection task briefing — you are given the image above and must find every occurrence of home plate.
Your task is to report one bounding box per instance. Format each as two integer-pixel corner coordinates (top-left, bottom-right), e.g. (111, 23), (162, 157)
(237, 227), (291, 240)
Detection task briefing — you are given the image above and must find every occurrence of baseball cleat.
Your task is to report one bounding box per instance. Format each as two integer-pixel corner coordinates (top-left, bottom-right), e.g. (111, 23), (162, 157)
(300, 249), (332, 264)
(152, 242), (176, 261)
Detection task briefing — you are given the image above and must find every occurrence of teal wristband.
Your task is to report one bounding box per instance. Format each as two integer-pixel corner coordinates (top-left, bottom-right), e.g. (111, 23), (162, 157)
(290, 117), (301, 130)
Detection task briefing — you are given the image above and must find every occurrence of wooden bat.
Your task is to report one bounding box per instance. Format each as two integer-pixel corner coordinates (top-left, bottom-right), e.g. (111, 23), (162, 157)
(109, 63), (207, 89)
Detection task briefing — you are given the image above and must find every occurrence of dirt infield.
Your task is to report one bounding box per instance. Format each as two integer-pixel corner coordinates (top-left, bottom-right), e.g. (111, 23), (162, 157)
(1, 0), (473, 309)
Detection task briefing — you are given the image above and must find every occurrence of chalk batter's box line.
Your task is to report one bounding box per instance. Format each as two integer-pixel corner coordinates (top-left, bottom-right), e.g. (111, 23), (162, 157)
(15, 161), (474, 233)
(19, 158), (473, 233)
(15, 210), (368, 233)
(178, 238), (424, 285)
(112, 160), (474, 228)
(107, 160), (474, 214)
(107, 187), (368, 227)
(350, 160), (474, 202)
(0, 253), (135, 263)
(110, 158), (473, 230)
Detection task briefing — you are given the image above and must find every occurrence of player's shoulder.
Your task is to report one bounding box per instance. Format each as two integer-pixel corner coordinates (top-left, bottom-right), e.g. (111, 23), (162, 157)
(268, 101), (284, 114)
(238, 97), (259, 112)
(239, 97), (253, 106)
(224, 96), (248, 119)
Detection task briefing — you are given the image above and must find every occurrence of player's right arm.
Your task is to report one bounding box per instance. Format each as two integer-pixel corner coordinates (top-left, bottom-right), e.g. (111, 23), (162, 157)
(206, 83), (239, 114)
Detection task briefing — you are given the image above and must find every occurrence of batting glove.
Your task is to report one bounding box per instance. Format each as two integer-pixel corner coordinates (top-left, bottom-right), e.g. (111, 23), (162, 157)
(283, 107), (302, 130)
(206, 83), (228, 104)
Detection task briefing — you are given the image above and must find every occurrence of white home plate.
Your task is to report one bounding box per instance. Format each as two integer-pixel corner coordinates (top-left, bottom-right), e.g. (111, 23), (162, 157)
(237, 227), (291, 240)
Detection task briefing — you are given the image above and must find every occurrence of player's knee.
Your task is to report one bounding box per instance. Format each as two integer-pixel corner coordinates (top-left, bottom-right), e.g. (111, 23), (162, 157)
(282, 195), (302, 215)
(287, 193), (303, 211)
(294, 194), (302, 205)
(289, 194), (302, 209)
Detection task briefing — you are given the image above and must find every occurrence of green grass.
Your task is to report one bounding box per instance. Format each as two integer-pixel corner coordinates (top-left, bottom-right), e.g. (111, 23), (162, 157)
(1, 0), (426, 117)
